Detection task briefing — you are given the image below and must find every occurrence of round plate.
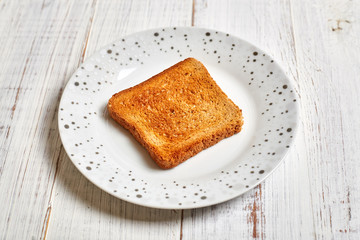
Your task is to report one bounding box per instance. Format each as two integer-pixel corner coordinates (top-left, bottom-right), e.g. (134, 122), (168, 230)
(58, 27), (299, 209)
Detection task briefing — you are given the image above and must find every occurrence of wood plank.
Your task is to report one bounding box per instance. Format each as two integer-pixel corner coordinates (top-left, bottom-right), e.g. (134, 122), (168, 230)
(82, 0), (193, 60)
(0, 1), (100, 238)
(45, 1), (193, 239)
(182, 0), (314, 239)
(289, 0), (360, 238)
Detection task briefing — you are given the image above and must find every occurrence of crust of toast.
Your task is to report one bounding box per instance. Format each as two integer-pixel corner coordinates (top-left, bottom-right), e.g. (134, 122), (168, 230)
(108, 58), (244, 169)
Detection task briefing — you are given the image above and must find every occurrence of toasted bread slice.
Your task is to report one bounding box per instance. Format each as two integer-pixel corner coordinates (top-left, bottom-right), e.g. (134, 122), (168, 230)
(108, 58), (244, 169)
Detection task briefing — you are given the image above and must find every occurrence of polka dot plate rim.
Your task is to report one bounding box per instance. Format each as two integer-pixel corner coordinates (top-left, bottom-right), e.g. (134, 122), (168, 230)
(58, 27), (299, 209)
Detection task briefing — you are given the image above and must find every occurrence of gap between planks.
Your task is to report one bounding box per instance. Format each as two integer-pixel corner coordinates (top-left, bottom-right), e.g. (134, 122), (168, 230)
(191, 0), (195, 26)
(80, 0), (97, 63)
(40, 147), (63, 240)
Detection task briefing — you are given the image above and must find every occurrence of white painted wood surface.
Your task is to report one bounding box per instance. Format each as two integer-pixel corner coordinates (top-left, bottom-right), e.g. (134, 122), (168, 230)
(0, 0), (359, 239)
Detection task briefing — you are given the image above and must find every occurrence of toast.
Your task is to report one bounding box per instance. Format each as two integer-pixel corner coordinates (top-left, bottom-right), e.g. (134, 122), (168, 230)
(108, 58), (244, 169)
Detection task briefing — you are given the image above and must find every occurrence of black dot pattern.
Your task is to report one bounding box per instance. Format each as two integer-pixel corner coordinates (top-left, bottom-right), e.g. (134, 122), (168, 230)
(58, 27), (299, 209)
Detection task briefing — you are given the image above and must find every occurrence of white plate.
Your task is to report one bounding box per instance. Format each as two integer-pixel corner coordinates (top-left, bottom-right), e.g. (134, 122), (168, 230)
(58, 27), (299, 209)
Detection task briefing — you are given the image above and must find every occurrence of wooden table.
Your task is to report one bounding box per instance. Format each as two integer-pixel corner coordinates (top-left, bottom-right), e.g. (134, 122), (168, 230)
(1, 0), (359, 239)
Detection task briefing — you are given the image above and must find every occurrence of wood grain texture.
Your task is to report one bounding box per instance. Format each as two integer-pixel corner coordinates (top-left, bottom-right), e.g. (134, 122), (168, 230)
(0, 0), (359, 239)
(289, 1), (360, 238)
(0, 1), (96, 238)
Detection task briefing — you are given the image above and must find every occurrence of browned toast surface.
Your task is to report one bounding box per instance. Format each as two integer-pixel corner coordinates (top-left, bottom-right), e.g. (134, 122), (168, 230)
(108, 58), (244, 169)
